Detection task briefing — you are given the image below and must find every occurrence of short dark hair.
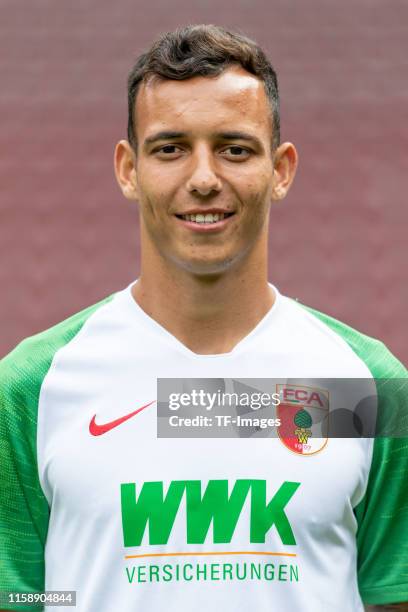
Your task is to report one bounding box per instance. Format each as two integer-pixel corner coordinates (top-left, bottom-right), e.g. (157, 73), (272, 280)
(127, 24), (280, 151)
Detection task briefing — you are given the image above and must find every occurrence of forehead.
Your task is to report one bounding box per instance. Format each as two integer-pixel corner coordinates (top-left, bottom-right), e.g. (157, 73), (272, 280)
(135, 66), (272, 138)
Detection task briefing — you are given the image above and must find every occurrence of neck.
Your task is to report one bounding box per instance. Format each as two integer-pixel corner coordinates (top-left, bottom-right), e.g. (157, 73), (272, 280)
(132, 242), (275, 355)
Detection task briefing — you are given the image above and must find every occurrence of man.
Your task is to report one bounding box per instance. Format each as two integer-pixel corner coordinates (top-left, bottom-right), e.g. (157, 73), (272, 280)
(0, 24), (406, 612)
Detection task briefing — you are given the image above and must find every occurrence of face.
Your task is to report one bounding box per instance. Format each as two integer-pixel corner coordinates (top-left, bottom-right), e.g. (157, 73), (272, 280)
(115, 66), (297, 276)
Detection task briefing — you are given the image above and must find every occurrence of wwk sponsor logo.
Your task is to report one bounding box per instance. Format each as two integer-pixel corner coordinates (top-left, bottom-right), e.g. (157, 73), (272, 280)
(121, 479), (300, 547)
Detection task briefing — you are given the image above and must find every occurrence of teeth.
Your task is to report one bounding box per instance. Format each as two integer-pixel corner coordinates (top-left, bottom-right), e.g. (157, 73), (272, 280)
(181, 213), (226, 223)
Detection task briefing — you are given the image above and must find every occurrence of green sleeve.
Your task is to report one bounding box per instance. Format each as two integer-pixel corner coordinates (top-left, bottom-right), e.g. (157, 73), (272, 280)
(0, 296), (114, 610)
(354, 375), (408, 605)
(354, 435), (408, 605)
(301, 303), (408, 605)
(0, 343), (49, 611)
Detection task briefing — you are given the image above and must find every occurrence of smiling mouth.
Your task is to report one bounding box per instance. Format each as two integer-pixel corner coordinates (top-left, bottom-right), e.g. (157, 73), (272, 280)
(175, 212), (235, 224)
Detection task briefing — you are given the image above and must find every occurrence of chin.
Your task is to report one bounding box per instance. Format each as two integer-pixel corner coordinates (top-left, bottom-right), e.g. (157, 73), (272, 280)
(174, 254), (240, 277)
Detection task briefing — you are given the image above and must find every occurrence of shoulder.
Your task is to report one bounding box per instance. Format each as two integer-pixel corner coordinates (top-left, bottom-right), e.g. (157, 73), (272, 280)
(0, 294), (116, 402)
(291, 299), (406, 378)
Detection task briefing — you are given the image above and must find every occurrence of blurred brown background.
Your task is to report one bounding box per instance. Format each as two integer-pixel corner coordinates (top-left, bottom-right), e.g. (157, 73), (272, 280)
(0, 0), (406, 363)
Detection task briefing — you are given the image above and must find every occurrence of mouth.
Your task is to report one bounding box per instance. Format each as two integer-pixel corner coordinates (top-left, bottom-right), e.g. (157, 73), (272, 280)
(175, 211), (235, 226)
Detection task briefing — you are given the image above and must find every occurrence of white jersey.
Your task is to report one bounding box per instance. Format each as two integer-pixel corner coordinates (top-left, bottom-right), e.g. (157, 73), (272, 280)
(0, 282), (407, 611)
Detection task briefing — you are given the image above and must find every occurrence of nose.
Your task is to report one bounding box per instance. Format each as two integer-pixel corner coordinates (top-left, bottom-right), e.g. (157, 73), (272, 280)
(185, 147), (222, 196)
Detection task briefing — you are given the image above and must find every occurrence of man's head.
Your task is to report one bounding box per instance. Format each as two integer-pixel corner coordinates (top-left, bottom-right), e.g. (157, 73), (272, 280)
(127, 24), (281, 152)
(114, 25), (297, 277)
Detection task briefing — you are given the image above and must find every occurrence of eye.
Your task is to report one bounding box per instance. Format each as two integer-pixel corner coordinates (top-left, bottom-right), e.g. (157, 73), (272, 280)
(154, 144), (184, 158)
(161, 145), (179, 153)
(220, 146), (251, 160)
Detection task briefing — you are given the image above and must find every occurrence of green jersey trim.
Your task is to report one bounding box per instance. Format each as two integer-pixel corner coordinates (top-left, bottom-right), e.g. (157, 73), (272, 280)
(300, 303), (408, 605)
(0, 295), (115, 609)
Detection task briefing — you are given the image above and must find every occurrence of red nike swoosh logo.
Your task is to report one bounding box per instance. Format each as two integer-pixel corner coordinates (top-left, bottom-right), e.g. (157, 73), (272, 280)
(89, 401), (155, 436)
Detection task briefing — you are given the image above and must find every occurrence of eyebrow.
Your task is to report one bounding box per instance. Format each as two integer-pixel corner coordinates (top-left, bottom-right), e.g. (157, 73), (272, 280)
(143, 130), (263, 148)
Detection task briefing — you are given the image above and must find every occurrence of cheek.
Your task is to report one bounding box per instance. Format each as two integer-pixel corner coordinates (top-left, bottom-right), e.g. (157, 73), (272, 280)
(136, 178), (167, 220)
(234, 181), (272, 242)
(244, 180), (272, 217)
(235, 163), (273, 203)
(135, 189), (160, 226)
(137, 167), (179, 216)
(138, 158), (180, 187)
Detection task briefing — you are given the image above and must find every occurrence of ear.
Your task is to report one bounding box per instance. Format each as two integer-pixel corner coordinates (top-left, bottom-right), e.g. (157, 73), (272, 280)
(113, 139), (139, 200)
(271, 142), (298, 201)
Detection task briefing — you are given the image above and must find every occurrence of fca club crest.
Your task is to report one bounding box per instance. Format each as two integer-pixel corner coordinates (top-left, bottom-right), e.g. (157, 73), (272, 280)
(277, 384), (329, 455)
